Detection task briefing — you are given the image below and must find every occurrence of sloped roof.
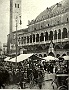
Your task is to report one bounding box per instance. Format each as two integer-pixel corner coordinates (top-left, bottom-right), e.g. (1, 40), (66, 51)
(35, 0), (69, 21)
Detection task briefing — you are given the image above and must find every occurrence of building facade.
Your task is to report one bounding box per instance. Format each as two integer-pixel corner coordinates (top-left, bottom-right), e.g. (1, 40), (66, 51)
(7, 28), (28, 55)
(8, 0), (69, 57)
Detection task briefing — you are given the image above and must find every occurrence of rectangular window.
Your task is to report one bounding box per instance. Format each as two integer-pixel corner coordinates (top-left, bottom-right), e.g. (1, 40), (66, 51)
(18, 4), (19, 8)
(15, 3), (16, 8)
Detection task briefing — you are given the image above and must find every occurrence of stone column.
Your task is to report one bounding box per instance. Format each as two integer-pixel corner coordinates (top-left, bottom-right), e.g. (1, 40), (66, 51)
(61, 30), (63, 43)
(53, 31), (54, 43)
(57, 31), (58, 42)
(44, 33), (45, 43)
(48, 31), (50, 41)
(35, 34), (36, 43)
(26, 36), (27, 44)
(32, 35), (33, 43)
(39, 33), (41, 42)
(29, 36), (30, 44)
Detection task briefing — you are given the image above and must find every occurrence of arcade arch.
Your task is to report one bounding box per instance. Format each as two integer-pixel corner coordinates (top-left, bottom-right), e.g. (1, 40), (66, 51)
(39, 54), (42, 57)
(49, 31), (53, 40)
(45, 32), (48, 41)
(62, 28), (68, 39)
(36, 34), (39, 42)
(63, 44), (69, 49)
(54, 45), (61, 50)
(58, 29), (61, 39)
(44, 54), (47, 57)
(40, 33), (44, 42)
(48, 52), (55, 57)
(54, 30), (57, 40)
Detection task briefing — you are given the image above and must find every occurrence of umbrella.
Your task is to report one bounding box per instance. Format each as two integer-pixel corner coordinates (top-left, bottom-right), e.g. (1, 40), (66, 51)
(43, 56), (59, 62)
(62, 56), (69, 60)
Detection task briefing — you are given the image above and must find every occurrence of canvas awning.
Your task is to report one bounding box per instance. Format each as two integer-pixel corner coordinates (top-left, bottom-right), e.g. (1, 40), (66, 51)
(43, 56), (59, 62)
(4, 57), (11, 61)
(7, 54), (33, 62)
(5, 54), (42, 63)
(62, 56), (69, 60)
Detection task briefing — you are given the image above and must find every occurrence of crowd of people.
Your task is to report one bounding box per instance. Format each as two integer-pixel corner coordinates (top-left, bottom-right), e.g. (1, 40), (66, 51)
(42, 59), (68, 74)
(0, 57), (68, 89)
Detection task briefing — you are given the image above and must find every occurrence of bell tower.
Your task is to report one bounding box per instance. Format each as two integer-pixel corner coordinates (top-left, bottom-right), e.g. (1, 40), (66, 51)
(7, 0), (21, 54)
(10, 0), (21, 33)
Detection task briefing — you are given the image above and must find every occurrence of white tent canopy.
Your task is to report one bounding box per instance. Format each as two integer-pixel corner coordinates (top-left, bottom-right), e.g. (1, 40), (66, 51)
(4, 54), (34, 62)
(43, 56), (58, 62)
(4, 57), (11, 62)
(62, 56), (69, 60)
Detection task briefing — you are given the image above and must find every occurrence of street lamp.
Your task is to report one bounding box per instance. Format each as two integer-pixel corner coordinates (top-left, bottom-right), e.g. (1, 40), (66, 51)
(15, 15), (22, 70)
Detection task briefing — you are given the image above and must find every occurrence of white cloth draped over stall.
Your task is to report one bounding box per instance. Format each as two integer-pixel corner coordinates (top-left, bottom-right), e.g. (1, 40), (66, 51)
(43, 56), (59, 62)
(4, 54), (33, 62)
(62, 56), (69, 60)
(4, 57), (11, 61)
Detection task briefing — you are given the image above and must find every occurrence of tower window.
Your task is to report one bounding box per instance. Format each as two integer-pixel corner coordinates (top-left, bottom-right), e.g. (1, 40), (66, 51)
(15, 3), (16, 8)
(18, 4), (19, 8)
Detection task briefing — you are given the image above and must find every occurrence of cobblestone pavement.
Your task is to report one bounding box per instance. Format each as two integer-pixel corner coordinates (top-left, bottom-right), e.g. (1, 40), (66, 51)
(5, 84), (19, 89)
(5, 73), (57, 90)
(5, 80), (57, 90)
(31, 80), (53, 89)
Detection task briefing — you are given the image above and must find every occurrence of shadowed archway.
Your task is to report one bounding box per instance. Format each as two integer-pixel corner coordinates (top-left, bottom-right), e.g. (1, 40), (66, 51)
(63, 44), (69, 49)
(48, 52), (55, 57)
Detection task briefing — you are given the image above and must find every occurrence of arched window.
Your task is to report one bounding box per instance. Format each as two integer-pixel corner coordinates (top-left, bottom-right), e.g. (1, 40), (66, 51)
(27, 36), (29, 43)
(62, 28), (68, 38)
(54, 45), (60, 50)
(48, 52), (55, 57)
(36, 34), (39, 42)
(58, 29), (61, 39)
(24, 37), (26, 44)
(33, 34), (35, 42)
(54, 30), (57, 40)
(49, 31), (53, 40)
(39, 54), (42, 57)
(21, 37), (23, 44)
(44, 54), (47, 57)
(45, 32), (48, 41)
(30, 35), (32, 43)
(40, 33), (44, 42)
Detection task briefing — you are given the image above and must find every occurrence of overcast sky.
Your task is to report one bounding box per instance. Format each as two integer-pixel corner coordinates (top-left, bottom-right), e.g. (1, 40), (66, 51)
(0, 0), (62, 44)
